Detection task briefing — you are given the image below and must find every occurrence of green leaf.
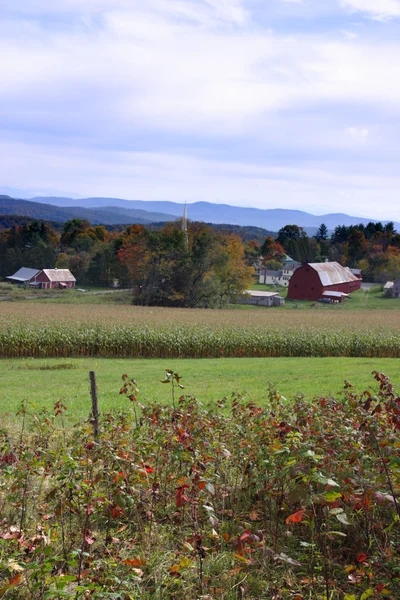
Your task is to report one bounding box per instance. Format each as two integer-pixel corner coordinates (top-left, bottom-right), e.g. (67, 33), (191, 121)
(360, 590), (374, 600)
(325, 492), (342, 503)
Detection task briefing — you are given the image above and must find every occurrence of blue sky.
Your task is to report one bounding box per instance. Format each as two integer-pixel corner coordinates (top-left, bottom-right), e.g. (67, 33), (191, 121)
(1, 0), (400, 219)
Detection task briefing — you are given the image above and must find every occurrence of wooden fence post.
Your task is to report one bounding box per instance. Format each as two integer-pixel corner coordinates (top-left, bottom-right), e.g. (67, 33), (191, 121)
(89, 371), (99, 440)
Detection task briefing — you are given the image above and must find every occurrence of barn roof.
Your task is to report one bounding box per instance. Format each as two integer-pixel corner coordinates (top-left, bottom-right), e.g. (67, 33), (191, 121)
(7, 267), (40, 282)
(308, 262), (359, 287)
(40, 269), (76, 282)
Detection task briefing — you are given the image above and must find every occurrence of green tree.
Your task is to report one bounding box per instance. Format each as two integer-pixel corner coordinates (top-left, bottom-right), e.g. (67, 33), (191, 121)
(276, 224), (304, 246)
(315, 223), (328, 242)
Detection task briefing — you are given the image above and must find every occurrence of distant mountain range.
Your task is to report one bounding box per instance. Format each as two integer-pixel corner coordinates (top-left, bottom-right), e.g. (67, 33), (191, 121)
(0, 196), (175, 226)
(1, 194), (399, 233)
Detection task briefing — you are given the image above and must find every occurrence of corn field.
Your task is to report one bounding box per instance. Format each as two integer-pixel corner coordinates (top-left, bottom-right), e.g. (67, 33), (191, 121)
(1, 323), (400, 358)
(1, 303), (400, 358)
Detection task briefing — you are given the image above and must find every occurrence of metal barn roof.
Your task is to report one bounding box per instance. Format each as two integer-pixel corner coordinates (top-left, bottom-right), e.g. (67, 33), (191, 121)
(7, 267), (40, 282)
(246, 290), (279, 298)
(40, 269), (76, 282)
(308, 262), (359, 287)
(322, 291), (349, 298)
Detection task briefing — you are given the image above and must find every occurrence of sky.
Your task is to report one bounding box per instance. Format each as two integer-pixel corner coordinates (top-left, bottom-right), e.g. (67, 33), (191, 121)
(1, 0), (400, 219)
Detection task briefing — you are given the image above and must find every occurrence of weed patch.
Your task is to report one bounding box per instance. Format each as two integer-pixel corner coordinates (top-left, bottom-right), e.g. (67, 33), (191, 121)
(0, 372), (398, 598)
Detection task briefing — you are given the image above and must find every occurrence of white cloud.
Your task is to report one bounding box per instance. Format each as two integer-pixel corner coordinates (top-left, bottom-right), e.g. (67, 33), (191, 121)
(1, 0), (249, 26)
(1, 0), (400, 218)
(340, 29), (358, 39)
(1, 11), (400, 141)
(1, 140), (400, 219)
(340, 0), (400, 21)
(346, 127), (369, 141)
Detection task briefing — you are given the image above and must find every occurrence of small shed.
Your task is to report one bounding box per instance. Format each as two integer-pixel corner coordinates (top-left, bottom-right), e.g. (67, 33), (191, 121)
(6, 267), (40, 285)
(393, 277), (400, 298)
(31, 269), (76, 289)
(321, 291), (349, 303)
(384, 281), (394, 296)
(239, 290), (285, 307)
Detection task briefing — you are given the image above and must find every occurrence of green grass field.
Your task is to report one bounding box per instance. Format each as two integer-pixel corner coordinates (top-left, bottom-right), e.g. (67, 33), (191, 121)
(1, 356), (398, 424)
(1, 280), (399, 310)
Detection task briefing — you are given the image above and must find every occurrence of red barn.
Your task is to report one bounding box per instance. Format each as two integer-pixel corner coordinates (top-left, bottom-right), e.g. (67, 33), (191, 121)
(287, 262), (361, 301)
(31, 269), (76, 289)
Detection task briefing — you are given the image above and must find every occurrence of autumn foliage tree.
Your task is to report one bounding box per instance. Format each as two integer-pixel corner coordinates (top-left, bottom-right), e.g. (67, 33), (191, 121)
(260, 236), (285, 264)
(118, 222), (254, 307)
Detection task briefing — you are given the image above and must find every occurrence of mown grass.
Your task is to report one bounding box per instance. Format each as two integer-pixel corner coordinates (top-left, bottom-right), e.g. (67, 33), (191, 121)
(251, 282), (400, 310)
(1, 280), (399, 310)
(0, 282), (132, 304)
(1, 356), (399, 424)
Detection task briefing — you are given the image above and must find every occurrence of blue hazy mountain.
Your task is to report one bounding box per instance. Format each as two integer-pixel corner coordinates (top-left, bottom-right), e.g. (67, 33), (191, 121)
(29, 196), (400, 232)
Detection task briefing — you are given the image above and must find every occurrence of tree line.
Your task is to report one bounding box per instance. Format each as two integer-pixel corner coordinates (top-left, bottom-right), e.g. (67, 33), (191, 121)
(0, 218), (254, 307)
(1, 217), (399, 305)
(262, 222), (400, 282)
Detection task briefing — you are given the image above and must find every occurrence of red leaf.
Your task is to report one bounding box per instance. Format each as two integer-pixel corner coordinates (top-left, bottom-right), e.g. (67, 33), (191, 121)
(240, 529), (252, 542)
(0, 572), (22, 595)
(356, 552), (367, 563)
(285, 509), (306, 524)
(176, 485), (190, 507)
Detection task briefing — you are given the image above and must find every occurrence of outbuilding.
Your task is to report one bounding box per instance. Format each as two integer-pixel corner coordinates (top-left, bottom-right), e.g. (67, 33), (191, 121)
(287, 262), (361, 301)
(31, 269), (76, 289)
(6, 267), (40, 285)
(239, 290), (285, 307)
(392, 277), (400, 298)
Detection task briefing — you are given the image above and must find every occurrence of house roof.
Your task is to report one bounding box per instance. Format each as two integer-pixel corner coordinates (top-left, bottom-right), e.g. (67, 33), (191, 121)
(7, 267), (40, 282)
(283, 254), (294, 263)
(260, 270), (282, 277)
(40, 269), (76, 282)
(308, 262), (359, 287)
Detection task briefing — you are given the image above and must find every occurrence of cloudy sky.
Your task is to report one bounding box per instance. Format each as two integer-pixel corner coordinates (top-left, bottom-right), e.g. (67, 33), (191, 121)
(1, 0), (400, 219)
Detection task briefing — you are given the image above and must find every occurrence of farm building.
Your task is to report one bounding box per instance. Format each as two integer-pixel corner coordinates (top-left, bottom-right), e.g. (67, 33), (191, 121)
(30, 269), (76, 289)
(384, 281), (394, 296)
(385, 277), (400, 298)
(287, 262), (361, 301)
(259, 261), (300, 287)
(6, 267), (40, 284)
(238, 290), (285, 307)
(393, 278), (400, 297)
(349, 268), (363, 280)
